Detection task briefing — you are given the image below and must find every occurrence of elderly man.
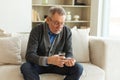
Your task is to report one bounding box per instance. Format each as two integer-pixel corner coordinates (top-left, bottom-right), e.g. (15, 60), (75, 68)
(20, 6), (83, 80)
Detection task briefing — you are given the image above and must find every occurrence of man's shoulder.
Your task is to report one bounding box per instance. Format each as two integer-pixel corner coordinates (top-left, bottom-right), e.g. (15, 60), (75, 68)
(31, 23), (45, 32)
(63, 26), (71, 32)
(33, 23), (44, 30)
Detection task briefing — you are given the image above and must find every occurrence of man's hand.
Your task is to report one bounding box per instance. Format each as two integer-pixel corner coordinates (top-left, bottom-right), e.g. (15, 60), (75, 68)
(47, 55), (66, 67)
(64, 58), (76, 67)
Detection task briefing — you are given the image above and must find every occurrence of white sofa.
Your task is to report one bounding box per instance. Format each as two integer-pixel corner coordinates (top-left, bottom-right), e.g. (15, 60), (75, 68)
(0, 28), (120, 80)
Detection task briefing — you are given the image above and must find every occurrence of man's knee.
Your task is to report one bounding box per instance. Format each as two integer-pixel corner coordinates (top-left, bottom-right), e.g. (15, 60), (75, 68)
(74, 63), (83, 75)
(20, 62), (32, 73)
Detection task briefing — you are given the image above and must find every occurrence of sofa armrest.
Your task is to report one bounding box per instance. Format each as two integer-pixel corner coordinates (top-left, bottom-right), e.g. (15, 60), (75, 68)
(89, 36), (106, 69)
(89, 36), (120, 80)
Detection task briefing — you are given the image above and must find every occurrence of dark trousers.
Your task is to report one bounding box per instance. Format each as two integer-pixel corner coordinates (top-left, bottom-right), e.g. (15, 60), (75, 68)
(20, 62), (83, 80)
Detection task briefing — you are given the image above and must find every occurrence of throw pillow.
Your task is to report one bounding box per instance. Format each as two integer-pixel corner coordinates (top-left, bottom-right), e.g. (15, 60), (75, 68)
(0, 37), (22, 64)
(12, 33), (29, 59)
(71, 27), (90, 62)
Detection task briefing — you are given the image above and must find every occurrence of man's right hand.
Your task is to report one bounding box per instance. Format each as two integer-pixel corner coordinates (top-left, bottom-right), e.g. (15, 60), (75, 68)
(47, 55), (66, 67)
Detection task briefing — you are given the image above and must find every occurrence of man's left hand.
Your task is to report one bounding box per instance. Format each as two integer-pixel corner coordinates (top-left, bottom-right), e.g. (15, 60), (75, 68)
(64, 58), (76, 67)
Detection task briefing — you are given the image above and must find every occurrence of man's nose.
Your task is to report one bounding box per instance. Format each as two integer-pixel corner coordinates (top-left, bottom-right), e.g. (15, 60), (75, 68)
(56, 25), (63, 29)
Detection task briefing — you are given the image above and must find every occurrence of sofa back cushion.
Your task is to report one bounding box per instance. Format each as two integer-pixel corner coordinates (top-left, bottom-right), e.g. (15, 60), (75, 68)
(2, 27), (90, 63)
(71, 27), (90, 62)
(12, 33), (29, 59)
(0, 37), (22, 64)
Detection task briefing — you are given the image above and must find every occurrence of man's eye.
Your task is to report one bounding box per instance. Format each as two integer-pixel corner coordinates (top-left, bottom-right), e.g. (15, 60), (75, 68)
(54, 22), (59, 25)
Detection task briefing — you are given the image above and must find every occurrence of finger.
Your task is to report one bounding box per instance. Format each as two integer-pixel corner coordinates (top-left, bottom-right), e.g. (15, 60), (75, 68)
(65, 62), (69, 66)
(58, 62), (64, 67)
(69, 61), (73, 67)
(66, 60), (71, 67)
(68, 60), (74, 67)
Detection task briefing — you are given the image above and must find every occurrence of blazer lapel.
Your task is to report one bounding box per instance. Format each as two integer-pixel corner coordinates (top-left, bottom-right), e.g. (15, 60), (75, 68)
(43, 22), (63, 56)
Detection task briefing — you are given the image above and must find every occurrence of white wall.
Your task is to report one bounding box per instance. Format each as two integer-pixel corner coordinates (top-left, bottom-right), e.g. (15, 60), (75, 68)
(0, 0), (32, 33)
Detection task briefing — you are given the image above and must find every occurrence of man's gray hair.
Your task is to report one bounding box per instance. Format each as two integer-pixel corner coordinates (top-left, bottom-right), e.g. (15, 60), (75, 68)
(48, 6), (66, 17)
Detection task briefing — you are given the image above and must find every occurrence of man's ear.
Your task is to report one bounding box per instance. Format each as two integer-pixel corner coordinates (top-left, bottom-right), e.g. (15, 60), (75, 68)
(46, 17), (51, 24)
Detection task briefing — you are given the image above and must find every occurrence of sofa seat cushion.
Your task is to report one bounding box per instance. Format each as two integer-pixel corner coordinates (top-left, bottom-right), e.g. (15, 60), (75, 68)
(40, 74), (64, 80)
(0, 63), (105, 80)
(0, 65), (24, 80)
(81, 63), (105, 80)
(41, 63), (105, 80)
(39, 63), (105, 80)
(0, 63), (104, 80)
(0, 65), (64, 80)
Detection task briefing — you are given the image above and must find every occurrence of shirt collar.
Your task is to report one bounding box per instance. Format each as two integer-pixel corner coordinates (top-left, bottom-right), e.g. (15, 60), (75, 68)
(47, 26), (57, 36)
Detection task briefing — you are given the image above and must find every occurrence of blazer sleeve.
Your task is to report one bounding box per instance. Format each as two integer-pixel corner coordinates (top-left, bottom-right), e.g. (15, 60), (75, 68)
(25, 26), (48, 66)
(64, 27), (73, 58)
